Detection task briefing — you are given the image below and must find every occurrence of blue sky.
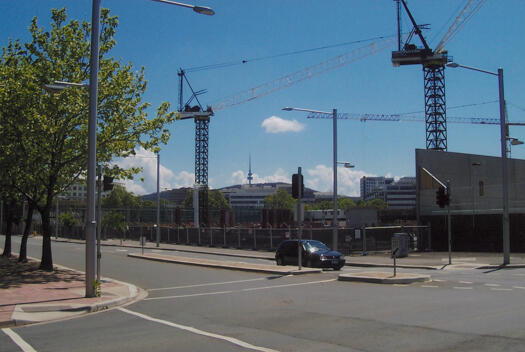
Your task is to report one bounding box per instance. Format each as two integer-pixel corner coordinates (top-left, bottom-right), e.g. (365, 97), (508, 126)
(2, 1), (524, 196)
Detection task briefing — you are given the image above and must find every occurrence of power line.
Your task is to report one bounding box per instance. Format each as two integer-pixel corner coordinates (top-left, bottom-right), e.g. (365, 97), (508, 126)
(184, 34), (397, 73)
(396, 100), (499, 116)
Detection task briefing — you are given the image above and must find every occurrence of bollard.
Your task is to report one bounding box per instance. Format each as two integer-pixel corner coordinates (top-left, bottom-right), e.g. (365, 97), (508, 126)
(253, 227), (257, 250)
(270, 225), (273, 249)
(210, 227), (213, 247)
(238, 227), (241, 249)
(177, 226), (180, 244)
(392, 247), (399, 277)
(186, 227), (189, 244)
(223, 226), (226, 247)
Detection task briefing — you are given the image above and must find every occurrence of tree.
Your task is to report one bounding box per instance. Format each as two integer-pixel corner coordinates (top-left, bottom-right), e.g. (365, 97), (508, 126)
(183, 189), (231, 210)
(264, 189), (296, 210)
(59, 212), (78, 231)
(102, 184), (142, 209)
(0, 8), (175, 270)
(102, 211), (125, 237)
(306, 197), (356, 211)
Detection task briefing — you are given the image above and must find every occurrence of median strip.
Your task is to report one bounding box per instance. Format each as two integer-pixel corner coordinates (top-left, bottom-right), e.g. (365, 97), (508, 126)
(127, 253), (321, 275)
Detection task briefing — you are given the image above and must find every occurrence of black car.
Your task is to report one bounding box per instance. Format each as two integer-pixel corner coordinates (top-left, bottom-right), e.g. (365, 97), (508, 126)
(275, 239), (345, 270)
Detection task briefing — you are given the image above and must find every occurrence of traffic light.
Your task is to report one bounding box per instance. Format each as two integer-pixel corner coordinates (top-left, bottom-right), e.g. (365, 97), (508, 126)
(103, 176), (114, 191)
(292, 173), (304, 199)
(435, 186), (449, 208)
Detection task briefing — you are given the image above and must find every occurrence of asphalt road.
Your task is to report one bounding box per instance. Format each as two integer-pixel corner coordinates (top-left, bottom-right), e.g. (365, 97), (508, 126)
(3, 236), (525, 351)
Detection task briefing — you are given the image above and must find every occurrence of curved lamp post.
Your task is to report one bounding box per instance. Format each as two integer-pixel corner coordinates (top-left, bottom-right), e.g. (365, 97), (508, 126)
(447, 62), (511, 264)
(282, 107), (354, 250)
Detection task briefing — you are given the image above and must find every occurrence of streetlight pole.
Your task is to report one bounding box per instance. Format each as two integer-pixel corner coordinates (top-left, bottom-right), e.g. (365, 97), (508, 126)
(84, 0), (214, 298)
(156, 152), (160, 247)
(85, 0), (101, 298)
(447, 62), (510, 265)
(283, 107), (355, 251)
(332, 109), (338, 251)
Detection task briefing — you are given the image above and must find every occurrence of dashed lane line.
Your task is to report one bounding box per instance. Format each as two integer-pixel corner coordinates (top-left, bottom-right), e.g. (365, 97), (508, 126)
(2, 328), (37, 352)
(484, 283), (501, 287)
(118, 307), (279, 352)
(453, 287), (473, 290)
(459, 281), (473, 284)
(513, 286), (525, 290)
(421, 285), (439, 288)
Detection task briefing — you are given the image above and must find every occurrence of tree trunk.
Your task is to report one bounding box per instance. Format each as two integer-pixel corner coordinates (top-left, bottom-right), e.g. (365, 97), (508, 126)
(1, 201), (13, 257)
(19, 202), (35, 263)
(39, 207), (53, 271)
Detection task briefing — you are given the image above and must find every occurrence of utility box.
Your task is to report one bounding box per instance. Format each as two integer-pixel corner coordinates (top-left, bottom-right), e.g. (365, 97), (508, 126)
(391, 233), (409, 258)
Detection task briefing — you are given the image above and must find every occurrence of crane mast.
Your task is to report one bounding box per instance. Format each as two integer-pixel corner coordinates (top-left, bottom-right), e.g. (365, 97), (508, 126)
(392, 0), (448, 151)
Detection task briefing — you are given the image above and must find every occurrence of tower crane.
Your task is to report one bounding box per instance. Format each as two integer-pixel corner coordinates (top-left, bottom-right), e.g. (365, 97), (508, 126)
(176, 69), (213, 225)
(305, 111), (499, 125)
(392, 0), (487, 151)
(175, 38), (394, 224)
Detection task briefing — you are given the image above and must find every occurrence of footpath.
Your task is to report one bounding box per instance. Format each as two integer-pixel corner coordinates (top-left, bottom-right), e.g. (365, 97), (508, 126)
(2, 236), (525, 328)
(0, 254), (141, 329)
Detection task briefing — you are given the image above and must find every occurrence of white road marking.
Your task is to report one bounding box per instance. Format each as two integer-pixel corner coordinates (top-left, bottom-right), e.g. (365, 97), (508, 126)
(2, 328), (37, 352)
(115, 249), (128, 252)
(490, 288), (512, 292)
(145, 290), (234, 301)
(118, 308), (279, 352)
(240, 279), (336, 292)
(459, 281), (473, 284)
(513, 286), (525, 290)
(147, 279), (337, 301)
(148, 278), (267, 291)
(421, 285), (439, 288)
(484, 283), (501, 287)
(432, 279), (446, 282)
(453, 287), (473, 290)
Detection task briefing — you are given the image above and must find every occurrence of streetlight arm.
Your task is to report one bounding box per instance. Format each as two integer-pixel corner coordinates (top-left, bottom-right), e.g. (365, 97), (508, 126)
(151, 0), (215, 15)
(282, 107), (331, 114)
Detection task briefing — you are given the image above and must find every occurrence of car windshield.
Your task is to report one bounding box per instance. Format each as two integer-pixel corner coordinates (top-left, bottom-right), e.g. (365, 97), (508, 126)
(304, 240), (330, 253)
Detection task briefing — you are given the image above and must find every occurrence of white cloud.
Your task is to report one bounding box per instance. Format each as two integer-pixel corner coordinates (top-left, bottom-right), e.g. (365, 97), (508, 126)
(230, 168), (290, 185)
(261, 116), (305, 133)
(114, 147), (195, 195)
(306, 164), (374, 196)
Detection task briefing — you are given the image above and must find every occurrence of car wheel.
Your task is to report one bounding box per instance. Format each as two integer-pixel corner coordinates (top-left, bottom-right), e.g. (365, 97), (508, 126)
(276, 256), (284, 266)
(333, 265), (342, 271)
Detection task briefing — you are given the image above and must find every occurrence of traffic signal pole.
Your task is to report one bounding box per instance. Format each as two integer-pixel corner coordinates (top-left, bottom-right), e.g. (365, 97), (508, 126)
(97, 165), (102, 283)
(447, 180), (452, 265)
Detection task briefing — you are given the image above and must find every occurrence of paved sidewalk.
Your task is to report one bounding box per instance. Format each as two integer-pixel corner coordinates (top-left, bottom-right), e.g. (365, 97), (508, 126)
(0, 255), (141, 328)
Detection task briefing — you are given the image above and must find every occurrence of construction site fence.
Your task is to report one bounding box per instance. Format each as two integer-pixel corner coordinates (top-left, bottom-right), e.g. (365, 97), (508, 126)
(41, 224), (431, 255)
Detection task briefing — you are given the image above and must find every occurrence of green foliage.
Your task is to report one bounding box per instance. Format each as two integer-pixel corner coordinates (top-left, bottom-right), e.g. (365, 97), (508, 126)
(102, 210), (125, 235)
(0, 8), (175, 268)
(306, 197), (385, 210)
(59, 212), (77, 229)
(264, 189), (296, 210)
(183, 189), (231, 210)
(102, 184), (141, 209)
(363, 198), (388, 210)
